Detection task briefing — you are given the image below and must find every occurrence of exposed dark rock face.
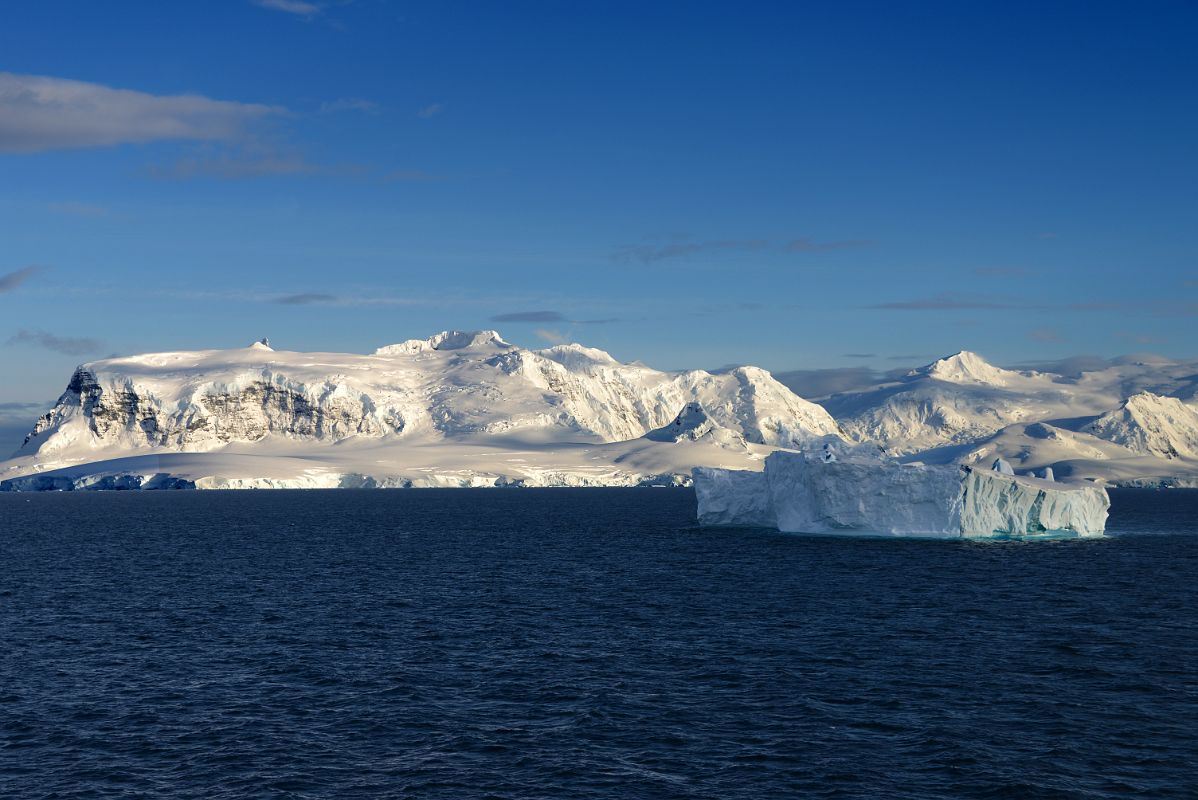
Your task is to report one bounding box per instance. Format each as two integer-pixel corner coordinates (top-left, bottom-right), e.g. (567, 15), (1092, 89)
(23, 368), (404, 451)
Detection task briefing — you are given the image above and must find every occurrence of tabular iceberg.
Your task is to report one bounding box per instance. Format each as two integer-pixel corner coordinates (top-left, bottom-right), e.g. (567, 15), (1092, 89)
(694, 443), (1110, 539)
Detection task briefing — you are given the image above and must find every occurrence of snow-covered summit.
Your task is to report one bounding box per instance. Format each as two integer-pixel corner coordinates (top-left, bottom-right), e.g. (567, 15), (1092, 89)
(7, 331), (843, 479)
(908, 351), (1024, 386)
(644, 402), (748, 450)
(819, 352), (1198, 485)
(1084, 392), (1198, 460)
(374, 329), (512, 355)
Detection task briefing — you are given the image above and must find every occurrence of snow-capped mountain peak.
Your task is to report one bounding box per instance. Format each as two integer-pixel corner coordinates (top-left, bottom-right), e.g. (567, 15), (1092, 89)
(1085, 391), (1198, 460)
(644, 402), (747, 450)
(911, 351), (1017, 386)
(533, 343), (621, 370)
(374, 329), (513, 356)
(10, 331), (843, 473)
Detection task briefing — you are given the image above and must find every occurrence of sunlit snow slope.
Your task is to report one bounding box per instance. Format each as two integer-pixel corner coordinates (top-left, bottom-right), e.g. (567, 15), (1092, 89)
(819, 352), (1198, 486)
(1, 331), (841, 489)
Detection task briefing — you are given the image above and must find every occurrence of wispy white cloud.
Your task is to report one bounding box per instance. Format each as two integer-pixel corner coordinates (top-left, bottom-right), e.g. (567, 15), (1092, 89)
(0, 72), (281, 153)
(533, 328), (567, 344)
(869, 293), (1017, 310)
(155, 150), (319, 179)
(0, 266), (42, 293)
(784, 237), (871, 253)
(491, 311), (566, 323)
(614, 239), (768, 264)
(252, 0), (323, 16)
(1117, 331), (1166, 345)
(319, 97), (379, 114)
(613, 235), (869, 264)
(1027, 327), (1064, 343)
(382, 169), (443, 182)
(6, 329), (103, 356)
(416, 102), (445, 119)
(274, 293), (338, 305)
(147, 142), (367, 181)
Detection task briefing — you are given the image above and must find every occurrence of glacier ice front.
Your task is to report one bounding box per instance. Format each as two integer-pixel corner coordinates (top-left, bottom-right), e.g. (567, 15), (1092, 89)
(694, 445), (1109, 539)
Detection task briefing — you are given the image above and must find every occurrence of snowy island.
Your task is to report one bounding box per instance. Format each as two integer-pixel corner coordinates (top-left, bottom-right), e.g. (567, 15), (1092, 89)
(0, 330), (837, 490)
(2, 331), (1197, 500)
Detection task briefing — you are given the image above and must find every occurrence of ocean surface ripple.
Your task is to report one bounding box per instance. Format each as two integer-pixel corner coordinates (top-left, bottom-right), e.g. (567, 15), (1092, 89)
(1, 488), (1196, 798)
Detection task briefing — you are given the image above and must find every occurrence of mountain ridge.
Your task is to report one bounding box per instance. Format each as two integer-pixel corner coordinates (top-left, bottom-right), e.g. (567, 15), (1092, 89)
(4, 337), (1198, 489)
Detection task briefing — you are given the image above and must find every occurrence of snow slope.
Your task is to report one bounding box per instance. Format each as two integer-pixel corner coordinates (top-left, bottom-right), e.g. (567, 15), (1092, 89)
(1, 330), (840, 489)
(6, 336), (1197, 490)
(820, 352), (1198, 486)
(1084, 392), (1198, 459)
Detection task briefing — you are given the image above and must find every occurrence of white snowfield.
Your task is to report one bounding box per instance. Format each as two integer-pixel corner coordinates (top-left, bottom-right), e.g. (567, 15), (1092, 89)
(819, 351), (1198, 487)
(694, 444), (1111, 539)
(0, 330), (838, 490)
(2, 335), (1196, 492)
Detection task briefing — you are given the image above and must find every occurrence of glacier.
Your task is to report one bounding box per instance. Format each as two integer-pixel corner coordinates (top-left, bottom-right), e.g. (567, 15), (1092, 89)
(0, 331), (841, 490)
(811, 350), (1198, 487)
(694, 443), (1110, 539)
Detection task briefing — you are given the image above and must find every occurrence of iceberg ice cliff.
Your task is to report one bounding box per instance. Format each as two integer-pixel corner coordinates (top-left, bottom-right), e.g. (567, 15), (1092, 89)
(695, 441), (1109, 538)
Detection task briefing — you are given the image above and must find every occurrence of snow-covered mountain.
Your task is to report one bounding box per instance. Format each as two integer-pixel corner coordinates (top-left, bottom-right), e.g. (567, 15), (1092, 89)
(1, 330), (841, 489)
(5, 335), (1197, 490)
(1084, 392), (1198, 460)
(818, 351), (1198, 486)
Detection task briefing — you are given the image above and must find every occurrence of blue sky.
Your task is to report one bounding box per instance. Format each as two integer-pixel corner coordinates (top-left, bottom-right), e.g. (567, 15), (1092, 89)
(1, 0), (1196, 427)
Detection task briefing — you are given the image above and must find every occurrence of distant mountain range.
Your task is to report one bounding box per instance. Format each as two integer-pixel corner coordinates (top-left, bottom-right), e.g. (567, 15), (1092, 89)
(818, 350), (1198, 485)
(3, 332), (1196, 489)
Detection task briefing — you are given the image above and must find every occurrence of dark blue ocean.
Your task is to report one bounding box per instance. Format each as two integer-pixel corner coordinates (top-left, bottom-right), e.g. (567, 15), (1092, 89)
(1, 488), (1196, 799)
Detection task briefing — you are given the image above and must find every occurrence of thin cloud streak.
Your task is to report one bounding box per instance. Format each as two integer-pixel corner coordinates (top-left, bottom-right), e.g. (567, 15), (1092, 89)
(533, 328), (567, 344)
(0, 266), (41, 293)
(274, 293), (338, 305)
(382, 169), (443, 182)
(252, 0), (322, 16)
(784, 238), (870, 253)
(614, 240), (768, 264)
(491, 311), (621, 325)
(1027, 327), (1064, 343)
(869, 294), (1195, 316)
(491, 311), (567, 323)
(319, 98), (378, 114)
(613, 236), (868, 264)
(0, 72), (281, 153)
(7, 329), (103, 356)
(148, 142), (359, 180)
(868, 293), (1017, 310)
(416, 102), (445, 119)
